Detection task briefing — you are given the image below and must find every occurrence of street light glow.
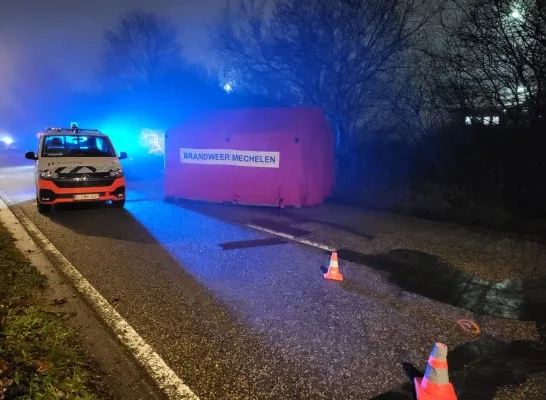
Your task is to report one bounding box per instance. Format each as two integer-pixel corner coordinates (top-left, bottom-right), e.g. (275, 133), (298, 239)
(0, 133), (13, 145)
(511, 10), (522, 19)
(223, 83), (233, 93)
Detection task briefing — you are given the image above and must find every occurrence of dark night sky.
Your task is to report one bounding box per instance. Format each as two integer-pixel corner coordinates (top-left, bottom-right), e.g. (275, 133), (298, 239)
(0, 0), (225, 109)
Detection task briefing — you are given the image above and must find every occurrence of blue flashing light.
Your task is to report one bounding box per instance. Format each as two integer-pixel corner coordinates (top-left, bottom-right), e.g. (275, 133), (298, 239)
(97, 115), (166, 156)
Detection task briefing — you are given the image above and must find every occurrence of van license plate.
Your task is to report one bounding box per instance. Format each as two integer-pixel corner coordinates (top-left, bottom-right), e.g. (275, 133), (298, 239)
(74, 194), (100, 201)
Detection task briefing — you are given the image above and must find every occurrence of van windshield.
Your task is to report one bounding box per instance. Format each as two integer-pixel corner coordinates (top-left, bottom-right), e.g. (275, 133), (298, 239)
(41, 135), (116, 157)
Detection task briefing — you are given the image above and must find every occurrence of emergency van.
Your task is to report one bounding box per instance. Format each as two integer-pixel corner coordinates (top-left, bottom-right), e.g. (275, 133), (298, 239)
(25, 124), (128, 213)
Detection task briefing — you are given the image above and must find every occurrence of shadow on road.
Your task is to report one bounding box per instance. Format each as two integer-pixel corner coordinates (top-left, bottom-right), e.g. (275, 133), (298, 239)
(372, 324), (546, 399)
(46, 202), (157, 244)
(261, 207), (377, 240)
(339, 248), (546, 321)
(168, 199), (379, 241)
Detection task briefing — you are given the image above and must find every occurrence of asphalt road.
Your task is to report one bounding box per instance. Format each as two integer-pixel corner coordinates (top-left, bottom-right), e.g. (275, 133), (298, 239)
(1, 162), (545, 400)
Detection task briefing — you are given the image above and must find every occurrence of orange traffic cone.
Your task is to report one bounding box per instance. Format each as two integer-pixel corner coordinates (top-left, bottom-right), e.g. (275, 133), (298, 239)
(414, 343), (457, 400)
(324, 252), (343, 281)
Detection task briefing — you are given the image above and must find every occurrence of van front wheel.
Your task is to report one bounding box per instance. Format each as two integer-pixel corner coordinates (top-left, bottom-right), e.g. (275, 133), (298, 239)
(112, 199), (125, 208)
(37, 198), (52, 214)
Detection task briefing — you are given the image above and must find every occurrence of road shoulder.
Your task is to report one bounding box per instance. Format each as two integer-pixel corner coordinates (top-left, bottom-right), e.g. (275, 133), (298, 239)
(0, 198), (165, 400)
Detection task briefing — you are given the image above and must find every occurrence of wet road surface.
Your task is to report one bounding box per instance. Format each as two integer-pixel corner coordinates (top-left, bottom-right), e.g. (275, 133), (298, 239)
(177, 200), (546, 322)
(1, 164), (545, 399)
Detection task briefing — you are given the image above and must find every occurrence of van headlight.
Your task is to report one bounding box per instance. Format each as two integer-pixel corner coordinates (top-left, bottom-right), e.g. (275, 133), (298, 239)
(109, 168), (124, 178)
(39, 170), (59, 180)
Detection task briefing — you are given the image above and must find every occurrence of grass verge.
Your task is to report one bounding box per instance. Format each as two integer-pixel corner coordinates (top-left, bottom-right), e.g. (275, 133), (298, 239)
(0, 221), (104, 399)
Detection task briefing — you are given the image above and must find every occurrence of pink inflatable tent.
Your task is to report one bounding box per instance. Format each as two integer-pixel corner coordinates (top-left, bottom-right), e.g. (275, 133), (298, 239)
(164, 107), (335, 207)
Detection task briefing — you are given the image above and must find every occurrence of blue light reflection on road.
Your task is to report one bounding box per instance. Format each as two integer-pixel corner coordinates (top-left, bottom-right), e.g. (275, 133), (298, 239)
(125, 195), (322, 289)
(123, 194), (408, 388)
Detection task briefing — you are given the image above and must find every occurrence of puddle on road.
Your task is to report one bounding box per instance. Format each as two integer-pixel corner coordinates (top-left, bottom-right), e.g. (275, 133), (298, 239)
(343, 248), (546, 399)
(338, 248), (546, 321)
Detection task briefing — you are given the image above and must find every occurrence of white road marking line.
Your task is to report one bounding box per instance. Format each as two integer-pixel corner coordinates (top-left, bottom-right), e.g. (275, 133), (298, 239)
(0, 192), (200, 400)
(247, 223), (336, 252)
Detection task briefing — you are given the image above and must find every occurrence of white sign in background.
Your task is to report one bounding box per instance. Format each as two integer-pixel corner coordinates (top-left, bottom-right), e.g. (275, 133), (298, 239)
(179, 148), (280, 168)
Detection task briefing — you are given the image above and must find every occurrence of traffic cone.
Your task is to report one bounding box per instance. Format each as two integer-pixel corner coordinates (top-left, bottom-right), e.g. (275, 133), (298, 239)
(414, 343), (457, 400)
(324, 252), (343, 281)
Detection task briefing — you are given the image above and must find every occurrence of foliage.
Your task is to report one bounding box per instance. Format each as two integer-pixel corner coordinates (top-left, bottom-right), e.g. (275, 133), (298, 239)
(0, 224), (104, 399)
(212, 0), (443, 152)
(429, 0), (546, 121)
(99, 9), (183, 90)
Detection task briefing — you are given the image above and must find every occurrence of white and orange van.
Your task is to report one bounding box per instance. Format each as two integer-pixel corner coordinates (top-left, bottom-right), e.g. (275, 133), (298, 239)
(25, 124), (128, 213)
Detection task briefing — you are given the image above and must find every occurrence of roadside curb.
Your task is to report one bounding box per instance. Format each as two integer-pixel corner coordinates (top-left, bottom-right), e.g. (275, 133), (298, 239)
(0, 192), (199, 400)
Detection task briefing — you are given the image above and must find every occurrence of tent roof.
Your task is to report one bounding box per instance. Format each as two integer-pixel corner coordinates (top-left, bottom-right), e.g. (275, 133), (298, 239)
(169, 107), (330, 136)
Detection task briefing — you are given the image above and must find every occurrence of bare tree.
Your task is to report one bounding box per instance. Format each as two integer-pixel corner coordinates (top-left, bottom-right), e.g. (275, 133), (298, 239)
(430, 0), (546, 123)
(99, 9), (183, 89)
(211, 0), (442, 152)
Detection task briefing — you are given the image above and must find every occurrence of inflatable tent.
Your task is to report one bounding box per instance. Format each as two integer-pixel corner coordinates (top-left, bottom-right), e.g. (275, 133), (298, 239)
(164, 107), (335, 207)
